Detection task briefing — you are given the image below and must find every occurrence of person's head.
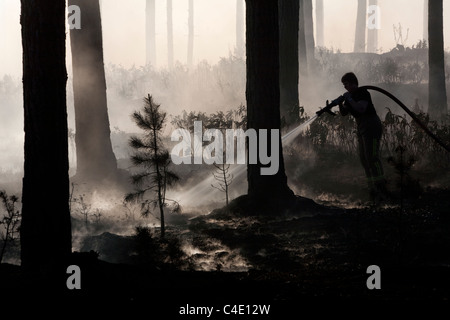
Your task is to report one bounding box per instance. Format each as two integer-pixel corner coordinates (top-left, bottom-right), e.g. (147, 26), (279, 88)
(341, 72), (359, 93)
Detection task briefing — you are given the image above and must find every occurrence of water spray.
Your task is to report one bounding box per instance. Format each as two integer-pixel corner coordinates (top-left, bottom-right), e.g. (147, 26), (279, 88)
(174, 85), (450, 209)
(171, 116), (320, 208)
(317, 85), (450, 153)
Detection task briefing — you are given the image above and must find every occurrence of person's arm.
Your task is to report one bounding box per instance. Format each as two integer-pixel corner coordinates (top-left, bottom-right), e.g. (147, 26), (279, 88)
(343, 92), (368, 113)
(339, 102), (349, 116)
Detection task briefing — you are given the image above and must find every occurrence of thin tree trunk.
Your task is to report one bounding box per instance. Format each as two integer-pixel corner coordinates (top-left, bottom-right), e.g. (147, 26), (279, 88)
(146, 0), (156, 66)
(428, 0), (448, 120)
(188, 0), (194, 67)
(20, 0), (72, 270)
(367, 0), (378, 53)
(423, 0), (428, 42)
(354, 0), (366, 53)
(246, 0), (295, 209)
(148, 96), (165, 238)
(315, 0), (324, 47)
(69, 0), (118, 183)
(303, 0), (315, 70)
(298, 0), (308, 77)
(167, 0), (174, 69)
(153, 124), (165, 238)
(279, 0), (299, 121)
(223, 164), (229, 206)
(236, 0), (245, 58)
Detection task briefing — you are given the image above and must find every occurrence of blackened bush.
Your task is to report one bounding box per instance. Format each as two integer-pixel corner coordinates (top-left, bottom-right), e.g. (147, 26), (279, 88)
(132, 226), (190, 270)
(132, 226), (161, 266)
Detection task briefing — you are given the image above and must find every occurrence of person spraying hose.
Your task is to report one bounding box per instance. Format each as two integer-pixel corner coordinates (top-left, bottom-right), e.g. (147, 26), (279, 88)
(316, 73), (450, 205)
(338, 72), (390, 204)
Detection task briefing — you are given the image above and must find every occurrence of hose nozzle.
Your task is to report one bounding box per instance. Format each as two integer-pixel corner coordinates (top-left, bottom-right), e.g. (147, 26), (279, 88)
(316, 95), (344, 116)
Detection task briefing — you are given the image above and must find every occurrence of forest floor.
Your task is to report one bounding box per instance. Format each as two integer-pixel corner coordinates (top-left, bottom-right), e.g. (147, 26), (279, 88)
(1, 152), (449, 315)
(1, 188), (450, 314)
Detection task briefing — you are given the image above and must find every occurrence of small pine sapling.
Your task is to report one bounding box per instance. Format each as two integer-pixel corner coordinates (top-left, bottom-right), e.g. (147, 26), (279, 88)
(211, 162), (234, 206)
(126, 95), (180, 238)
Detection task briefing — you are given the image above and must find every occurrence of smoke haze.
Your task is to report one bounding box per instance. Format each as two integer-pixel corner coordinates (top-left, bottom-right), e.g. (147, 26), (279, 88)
(1, 0), (449, 201)
(2, 0), (450, 77)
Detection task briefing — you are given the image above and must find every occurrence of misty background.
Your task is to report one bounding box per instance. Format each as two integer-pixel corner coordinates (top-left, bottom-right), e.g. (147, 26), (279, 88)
(0, 0), (449, 271)
(0, 0), (449, 184)
(2, 0), (450, 75)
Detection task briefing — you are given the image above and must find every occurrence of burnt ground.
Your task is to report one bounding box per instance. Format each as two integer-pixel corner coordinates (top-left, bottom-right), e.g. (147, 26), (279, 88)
(1, 150), (449, 315)
(1, 186), (450, 316)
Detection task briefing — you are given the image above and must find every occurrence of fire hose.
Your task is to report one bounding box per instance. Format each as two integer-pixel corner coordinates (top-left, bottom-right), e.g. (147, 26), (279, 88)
(316, 85), (450, 153)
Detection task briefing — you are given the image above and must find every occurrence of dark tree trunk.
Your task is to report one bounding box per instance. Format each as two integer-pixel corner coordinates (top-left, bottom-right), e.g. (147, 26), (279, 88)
(188, 0), (194, 67)
(354, 0), (366, 53)
(315, 0), (324, 47)
(246, 0), (295, 209)
(146, 0), (156, 66)
(20, 0), (72, 270)
(279, 0), (299, 121)
(428, 0), (448, 120)
(69, 0), (118, 183)
(298, 0), (308, 77)
(236, 0), (245, 58)
(167, 0), (174, 69)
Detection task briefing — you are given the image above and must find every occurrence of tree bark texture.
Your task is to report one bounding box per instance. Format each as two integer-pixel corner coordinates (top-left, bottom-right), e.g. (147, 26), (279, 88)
(246, 0), (294, 208)
(20, 0), (72, 270)
(279, 0), (300, 119)
(428, 0), (448, 120)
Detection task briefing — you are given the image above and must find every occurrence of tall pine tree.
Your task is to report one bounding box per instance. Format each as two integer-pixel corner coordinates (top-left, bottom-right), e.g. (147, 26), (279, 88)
(167, 0), (174, 69)
(20, 0), (72, 271)
(279, 0), (300, 124)
(69, 0), (118, 183)
(354, 0), (366, 53)
(146, 0), (156, 66)
(428, 0), (448, 120)
(235, 0), (245, 58)
(188, 0), (194, 67)
(246, 0), (295, 211)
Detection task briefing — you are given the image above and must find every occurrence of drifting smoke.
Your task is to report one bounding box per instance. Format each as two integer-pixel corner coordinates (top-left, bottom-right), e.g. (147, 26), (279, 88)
(1, 0), (449, 230)
(1, 1), (450, 272)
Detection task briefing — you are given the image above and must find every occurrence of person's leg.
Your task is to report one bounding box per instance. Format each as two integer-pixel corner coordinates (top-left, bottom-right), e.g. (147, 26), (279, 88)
(358, 134), (371, 180)
(358, 134), (377, 199)
(362, 134), (389, 202)
(368, 136), (384, 184)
